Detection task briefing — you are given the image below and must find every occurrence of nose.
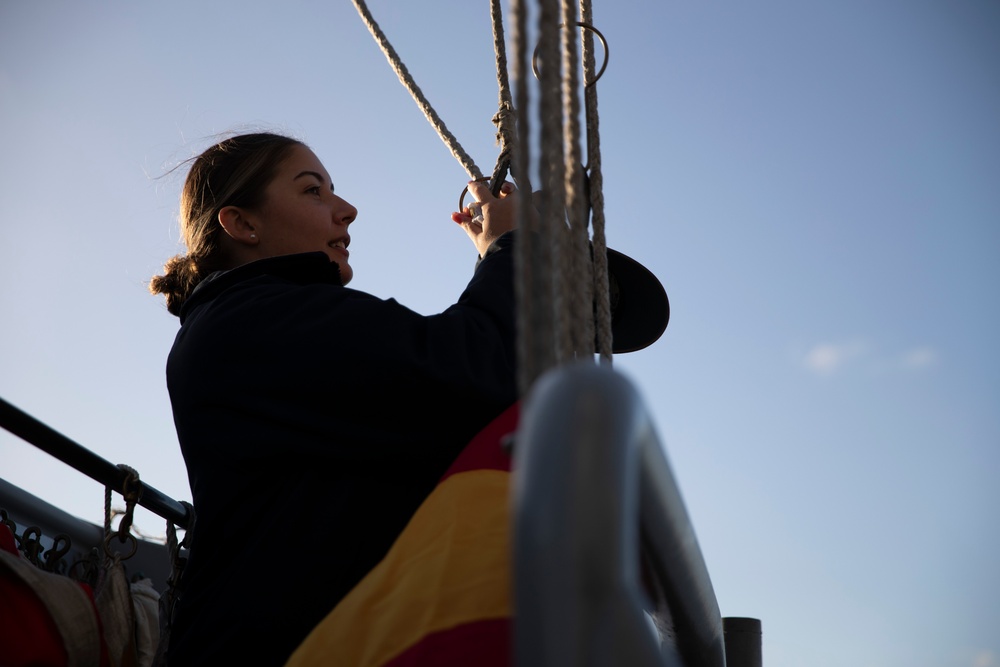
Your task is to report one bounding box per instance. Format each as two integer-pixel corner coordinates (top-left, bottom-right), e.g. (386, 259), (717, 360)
(333, 195), (357, 226)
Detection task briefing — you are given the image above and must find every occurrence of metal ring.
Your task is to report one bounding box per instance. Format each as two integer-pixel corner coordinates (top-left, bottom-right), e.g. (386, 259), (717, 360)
(532, 22), (610, 89)
(104, 531), (139, 561)
(458, 177), (491, 213)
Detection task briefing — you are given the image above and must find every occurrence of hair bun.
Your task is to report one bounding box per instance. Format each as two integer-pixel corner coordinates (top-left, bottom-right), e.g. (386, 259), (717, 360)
(149, 254), (200, 316)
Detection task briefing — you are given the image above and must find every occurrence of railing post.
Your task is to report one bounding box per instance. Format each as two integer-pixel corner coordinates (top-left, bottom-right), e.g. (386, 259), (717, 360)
(723, 617), (762, 667)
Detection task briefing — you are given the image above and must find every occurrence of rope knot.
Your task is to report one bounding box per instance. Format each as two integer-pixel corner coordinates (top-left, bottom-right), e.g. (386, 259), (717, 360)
(101, 464), (142, 561)
(492, 102), (517, 148)
(116, 464), (142, 540)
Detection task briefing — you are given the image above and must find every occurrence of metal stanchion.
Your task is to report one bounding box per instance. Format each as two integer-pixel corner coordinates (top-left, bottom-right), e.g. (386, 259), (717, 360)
(723, 617), (762, 667)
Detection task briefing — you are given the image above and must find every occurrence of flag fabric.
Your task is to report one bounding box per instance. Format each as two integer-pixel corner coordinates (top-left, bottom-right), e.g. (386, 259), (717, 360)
(285, 402), (519, 667)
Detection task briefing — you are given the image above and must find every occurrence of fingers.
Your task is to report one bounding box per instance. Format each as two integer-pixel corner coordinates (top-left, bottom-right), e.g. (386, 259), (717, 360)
(466, 179), (492, 203)
(465, 180), (516, 211)
(452, 180), (518, 258)
(453, 179), (516, 223)
(467, 180), (515, 203)
(452, 208), (482, 228)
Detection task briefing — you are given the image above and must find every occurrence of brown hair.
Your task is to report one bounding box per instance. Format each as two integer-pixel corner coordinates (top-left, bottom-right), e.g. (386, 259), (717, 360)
(149, 132), (304, 316)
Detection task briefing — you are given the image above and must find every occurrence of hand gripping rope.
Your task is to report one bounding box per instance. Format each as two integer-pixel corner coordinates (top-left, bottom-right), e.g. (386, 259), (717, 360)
(352, 0), (615, 392)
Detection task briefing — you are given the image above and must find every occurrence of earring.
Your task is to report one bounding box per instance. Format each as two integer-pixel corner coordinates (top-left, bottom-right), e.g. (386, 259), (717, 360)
(250, 233), (257, 240)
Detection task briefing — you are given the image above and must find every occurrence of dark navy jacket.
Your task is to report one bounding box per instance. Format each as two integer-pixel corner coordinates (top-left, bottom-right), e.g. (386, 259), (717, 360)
(165, 234), (516, 666)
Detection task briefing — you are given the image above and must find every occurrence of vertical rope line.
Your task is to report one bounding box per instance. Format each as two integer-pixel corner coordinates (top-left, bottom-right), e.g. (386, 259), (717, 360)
(554, 1), (577, 361)
(351, 0), (484, 180)
(579, 0), (613, 363)
(104, 485), (113, 540)
(539, 0), (570, 367)
(490, 0), (514, 114)
(489, 0), (519, 191)
(562, 1), (595, 360)
(512, 0), (538, 396)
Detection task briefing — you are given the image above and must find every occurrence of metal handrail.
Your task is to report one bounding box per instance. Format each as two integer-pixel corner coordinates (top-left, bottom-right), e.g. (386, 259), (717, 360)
(0, 397), (191, 530)
(513, 364), (726, 667)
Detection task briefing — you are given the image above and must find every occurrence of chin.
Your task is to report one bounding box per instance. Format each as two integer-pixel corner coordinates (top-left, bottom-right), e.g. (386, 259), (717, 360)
(337, 261), (353, 285)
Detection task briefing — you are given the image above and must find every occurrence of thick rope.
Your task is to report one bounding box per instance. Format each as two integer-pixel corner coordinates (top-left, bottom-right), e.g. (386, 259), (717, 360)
(104, 485), (113, 541)
(489, 0), (518, 194)
(351, 0), (484, 180)
(580, 0), (614, 363)
(538, 0), (571, 366)
(511, 0), (535, 396)
(562, 4), (596, 360)
(513, 0), (563, 394)
(103, 464), (141, 561)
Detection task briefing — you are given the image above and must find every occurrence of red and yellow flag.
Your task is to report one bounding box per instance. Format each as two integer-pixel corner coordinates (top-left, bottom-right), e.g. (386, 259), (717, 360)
(286, 403), (519, 667)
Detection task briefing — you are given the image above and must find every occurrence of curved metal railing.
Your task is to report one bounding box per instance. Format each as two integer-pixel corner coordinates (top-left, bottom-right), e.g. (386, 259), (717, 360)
(513, 364), (728, 667)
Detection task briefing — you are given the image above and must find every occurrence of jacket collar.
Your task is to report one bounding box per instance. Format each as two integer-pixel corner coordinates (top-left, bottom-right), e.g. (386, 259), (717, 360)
(180, 252), (342, 323)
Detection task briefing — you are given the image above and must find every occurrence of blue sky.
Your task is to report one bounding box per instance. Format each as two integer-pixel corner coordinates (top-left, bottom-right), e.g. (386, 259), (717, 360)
(1, 2), (997, 666)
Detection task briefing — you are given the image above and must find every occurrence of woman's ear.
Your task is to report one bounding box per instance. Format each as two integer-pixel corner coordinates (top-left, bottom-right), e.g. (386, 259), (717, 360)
(218, 206), (259, 245)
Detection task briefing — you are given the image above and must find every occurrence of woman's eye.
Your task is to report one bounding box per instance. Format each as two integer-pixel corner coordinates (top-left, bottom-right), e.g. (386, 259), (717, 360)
(306, 186), (322, 196)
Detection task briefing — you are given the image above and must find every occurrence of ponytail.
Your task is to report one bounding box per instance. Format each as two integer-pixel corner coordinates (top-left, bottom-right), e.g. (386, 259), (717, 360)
(149, 252), (223, 316)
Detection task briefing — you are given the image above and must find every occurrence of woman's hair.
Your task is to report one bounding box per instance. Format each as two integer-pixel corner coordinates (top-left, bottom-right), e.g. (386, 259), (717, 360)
(149, 132), (304, 316)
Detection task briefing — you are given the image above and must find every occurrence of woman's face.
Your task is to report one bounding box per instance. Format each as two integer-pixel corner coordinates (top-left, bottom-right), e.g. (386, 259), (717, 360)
(252, 145), (358, 284)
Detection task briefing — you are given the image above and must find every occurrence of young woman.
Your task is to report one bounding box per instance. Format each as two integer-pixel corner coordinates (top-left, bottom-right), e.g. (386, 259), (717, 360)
(150, 132), (519, 666)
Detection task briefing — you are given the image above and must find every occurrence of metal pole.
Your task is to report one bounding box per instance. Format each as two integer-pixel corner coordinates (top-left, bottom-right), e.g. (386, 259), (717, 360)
(0, 397), (191, 530)
(723, 617), (762, 667)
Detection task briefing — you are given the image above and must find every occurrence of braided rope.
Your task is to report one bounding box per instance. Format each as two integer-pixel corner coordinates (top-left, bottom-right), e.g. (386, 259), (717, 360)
(551, 2), (577, 362)
(511, 0), (537, 396)
(490, 0), (514, 118)
(116, 464), (141, 540)
(538, 0), (570, 367)
(562, 4), (596, 360)
(103, 485), (112, 540)
(489, 0), (518, 193)
(102, 465), (142, 561)
(580, 0), (614, 363)
(351, 0), (484, 180)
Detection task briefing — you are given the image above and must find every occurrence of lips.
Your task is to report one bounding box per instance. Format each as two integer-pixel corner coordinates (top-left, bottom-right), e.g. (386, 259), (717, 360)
(329, 236), (350, 256)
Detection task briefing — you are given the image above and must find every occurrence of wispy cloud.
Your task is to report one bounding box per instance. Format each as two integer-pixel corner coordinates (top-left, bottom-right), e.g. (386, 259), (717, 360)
(802, 341), (868, 375)
(801, 341), (939, 375)
(973, 649), (998, 667)
(900, 346), (937, 370)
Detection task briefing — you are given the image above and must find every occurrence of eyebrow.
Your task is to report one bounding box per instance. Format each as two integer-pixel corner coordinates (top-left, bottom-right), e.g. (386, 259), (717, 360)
(294, 170), (335, 191)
